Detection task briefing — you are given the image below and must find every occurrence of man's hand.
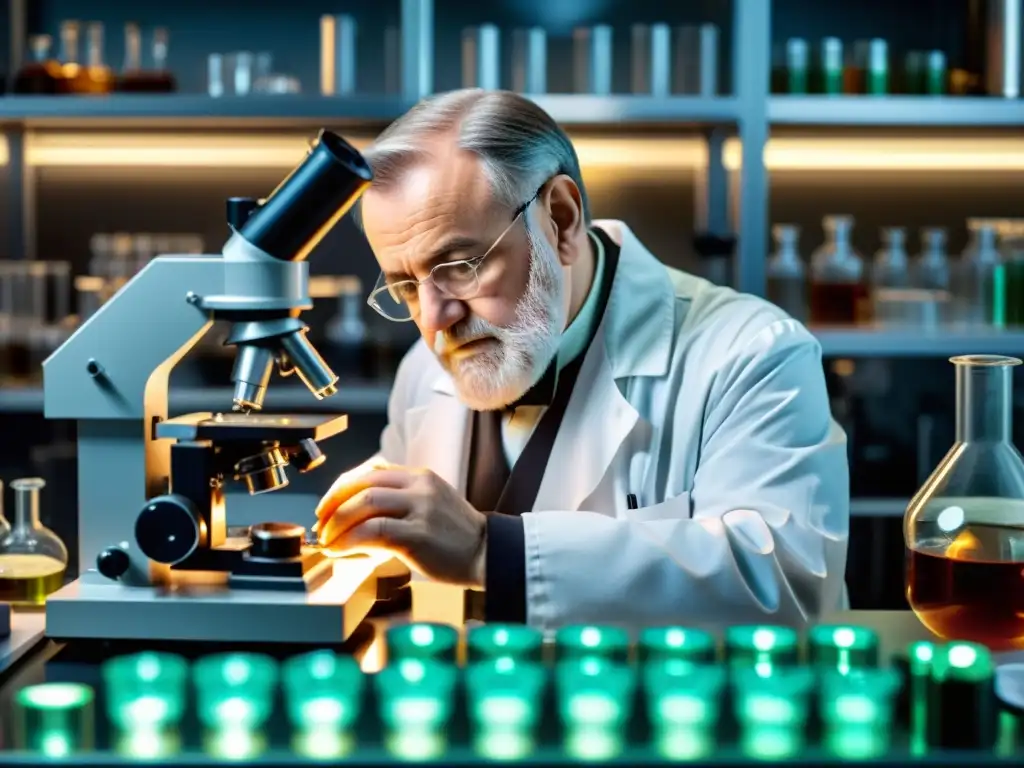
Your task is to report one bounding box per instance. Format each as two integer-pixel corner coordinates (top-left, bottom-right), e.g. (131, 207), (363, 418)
(313, 464), (488, 589)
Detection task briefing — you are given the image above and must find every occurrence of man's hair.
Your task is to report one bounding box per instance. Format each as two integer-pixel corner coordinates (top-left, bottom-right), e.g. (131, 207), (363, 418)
(360, 88), (591, 221)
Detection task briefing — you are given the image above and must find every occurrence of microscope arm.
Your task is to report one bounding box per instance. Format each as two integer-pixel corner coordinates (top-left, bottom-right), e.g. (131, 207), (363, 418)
(42, 256), (223, 584)
(43, 256), (223, 421)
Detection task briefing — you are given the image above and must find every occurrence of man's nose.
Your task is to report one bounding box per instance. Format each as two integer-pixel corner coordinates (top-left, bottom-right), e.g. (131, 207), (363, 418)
(417, 282), (466, 338)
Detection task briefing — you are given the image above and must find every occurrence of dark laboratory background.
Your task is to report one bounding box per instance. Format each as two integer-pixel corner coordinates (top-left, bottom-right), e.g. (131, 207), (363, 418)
(0, 0), (1022, 611)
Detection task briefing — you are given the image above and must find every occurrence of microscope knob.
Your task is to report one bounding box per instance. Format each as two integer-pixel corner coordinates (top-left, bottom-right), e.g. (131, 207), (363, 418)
(96, 547), (131, 580)
(135, 494), (203, 565)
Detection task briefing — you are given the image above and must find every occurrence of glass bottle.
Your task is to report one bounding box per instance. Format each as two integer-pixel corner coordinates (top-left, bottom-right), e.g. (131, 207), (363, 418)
(80, 22), (114, 93)
(999, 220), (1024, 328)
(953, 218), (1004, 327)
(326, 277), (369, 378)
(12, 35), (63, 94)
(0, 481), (10, 540)
(149, 27), (177, 92)
(57, 20), (85, 94)
(911, 227), (951, 291)
(809, 215), (867, 326)
(0, 478), (69, 606)
(766, 224), (807, 321)
(871, 227), (911, 289)
(905, 355), (1024, 650)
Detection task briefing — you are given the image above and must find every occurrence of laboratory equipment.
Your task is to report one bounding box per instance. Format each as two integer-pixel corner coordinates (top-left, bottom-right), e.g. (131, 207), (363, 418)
(809, 215), (867, 325)
(911, 227), (951, 292)
(630, 24), (671, 96)
(116, 23), (176, 93)
(986, 0), (1022, 98)
(320, 15), (357, 96)
(0, 478), (68, 606)
(673, 24), (719, 96)
(462, 25), (501, 90)
(771, 38), (809, 94)
(12, 35), (62, 94)
(80, 22), (113, 94)
(0, 480), (9, 540)
(872, 227), (910, 289)
(40, 129), (384, 644)
(998, 219), (1024, 327)
(573, 25), (612, 95)
(873, 289), (949, 329)
(766, 224), (807, 321)
(0, 617), (1016, 762)
(953, 218), (1003, 326)
(511, 28), (546, 94)
(817, 38), (843, 95)
(57, 20), (84, 94)
(325, 276), (368, 378)
(905, 355), (1024, 650)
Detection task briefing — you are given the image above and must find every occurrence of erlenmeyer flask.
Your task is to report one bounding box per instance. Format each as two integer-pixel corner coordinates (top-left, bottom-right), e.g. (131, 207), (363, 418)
(0, 478), (68, 606)
(905, 355), (1024, 650)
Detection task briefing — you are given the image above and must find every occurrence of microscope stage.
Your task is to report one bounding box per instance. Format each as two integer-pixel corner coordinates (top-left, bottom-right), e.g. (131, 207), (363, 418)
(44, 555), (381, 644)
(156, 412), (348, 442)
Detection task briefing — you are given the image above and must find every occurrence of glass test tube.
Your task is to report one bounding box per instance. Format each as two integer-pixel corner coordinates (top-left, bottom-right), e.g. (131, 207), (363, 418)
(573, 25), (613, 95)
(511, 28), (546, 94)
(631, 23), (671, 96)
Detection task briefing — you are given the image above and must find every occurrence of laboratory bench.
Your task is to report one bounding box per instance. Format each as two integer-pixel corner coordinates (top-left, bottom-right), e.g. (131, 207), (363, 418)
(1, 602), (1024, 766)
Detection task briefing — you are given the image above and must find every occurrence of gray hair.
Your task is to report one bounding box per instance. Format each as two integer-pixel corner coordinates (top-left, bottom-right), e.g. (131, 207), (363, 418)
(360, 88), (590, 221)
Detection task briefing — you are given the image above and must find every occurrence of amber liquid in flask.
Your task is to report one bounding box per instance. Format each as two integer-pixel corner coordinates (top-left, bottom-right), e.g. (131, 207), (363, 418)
(905, 355), (1024, 650)
(0, 477), (68, 607)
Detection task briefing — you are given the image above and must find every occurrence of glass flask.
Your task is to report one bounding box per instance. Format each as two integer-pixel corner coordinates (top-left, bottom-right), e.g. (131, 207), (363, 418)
(810, 215), (867, 326)
(12, 35), (63, 94)
(871, 227), (910, 289)
(766, 224), (807, 321)
(0, 478), (69, 606)
(998, 220), (1024, 328)
(905, 355), (1024, 650)
(910, 227), (951, 291)
(953, 218), (1004, 327)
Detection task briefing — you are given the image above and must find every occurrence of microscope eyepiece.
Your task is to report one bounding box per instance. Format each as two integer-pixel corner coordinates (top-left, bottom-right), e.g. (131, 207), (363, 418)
(236, 131), (372, 263)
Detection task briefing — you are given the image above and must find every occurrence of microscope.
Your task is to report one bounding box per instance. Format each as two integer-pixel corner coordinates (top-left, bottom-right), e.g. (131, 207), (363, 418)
(41, 130), (385, 645)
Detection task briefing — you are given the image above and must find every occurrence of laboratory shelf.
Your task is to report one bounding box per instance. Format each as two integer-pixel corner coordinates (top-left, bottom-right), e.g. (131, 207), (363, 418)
(812, 327), (1024, 357)
(769, 96), (1024, 127)
(0, 94), (741, 129)
(0, 381), (393, 414)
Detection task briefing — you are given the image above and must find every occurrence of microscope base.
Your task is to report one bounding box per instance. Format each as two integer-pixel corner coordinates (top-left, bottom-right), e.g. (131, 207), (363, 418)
(44, 557), (381, 645)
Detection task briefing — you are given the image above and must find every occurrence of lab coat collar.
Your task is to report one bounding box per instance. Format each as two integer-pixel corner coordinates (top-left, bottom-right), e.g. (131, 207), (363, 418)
(428, 219), (675, 397)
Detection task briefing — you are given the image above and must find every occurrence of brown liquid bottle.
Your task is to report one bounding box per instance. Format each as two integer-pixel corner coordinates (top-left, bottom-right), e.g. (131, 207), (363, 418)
(117, 25), (176, 93)
(13, 35), (64, 94)
(905, 355), (1024, 651)
(77, 22), (115, 94)
(809, 215), (869, 326)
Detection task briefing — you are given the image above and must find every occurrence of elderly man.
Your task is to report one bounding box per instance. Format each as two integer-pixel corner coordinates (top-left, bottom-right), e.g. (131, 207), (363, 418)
(314, 88), (849, 630)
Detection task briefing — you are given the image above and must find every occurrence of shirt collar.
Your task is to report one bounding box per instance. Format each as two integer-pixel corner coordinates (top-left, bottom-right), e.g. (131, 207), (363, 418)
(556, 229), (605, 372)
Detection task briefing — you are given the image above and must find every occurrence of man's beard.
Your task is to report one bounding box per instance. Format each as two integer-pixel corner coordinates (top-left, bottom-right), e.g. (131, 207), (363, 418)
(435, 212), (565, 411)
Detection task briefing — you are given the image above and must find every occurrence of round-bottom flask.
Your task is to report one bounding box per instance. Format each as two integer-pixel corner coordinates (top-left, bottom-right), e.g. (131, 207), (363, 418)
(0, 478), (68, 606)
(905, 355), (1024, 650)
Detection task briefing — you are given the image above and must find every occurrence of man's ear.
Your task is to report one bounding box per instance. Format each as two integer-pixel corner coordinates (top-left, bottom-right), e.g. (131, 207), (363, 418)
(541, 174), (586, 266)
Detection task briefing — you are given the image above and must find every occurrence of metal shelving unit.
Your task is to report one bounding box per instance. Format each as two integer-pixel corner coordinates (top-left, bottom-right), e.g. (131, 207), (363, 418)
(2, 0), (1022, 366)
(769, 96), (1024, 127)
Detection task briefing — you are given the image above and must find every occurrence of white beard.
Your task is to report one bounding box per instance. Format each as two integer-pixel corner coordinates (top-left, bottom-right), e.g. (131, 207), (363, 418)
(436, 209), (565, 411)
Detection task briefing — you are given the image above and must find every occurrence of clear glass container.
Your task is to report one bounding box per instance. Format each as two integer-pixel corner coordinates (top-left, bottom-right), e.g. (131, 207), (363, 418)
(809, 215), (867, 326)
(911, 227), (951, 291)
(871, 227), (910, 289)
(953, 218), (1004, 327)
(0, 478), (69, 606)
(905, 355), (1024, 650)
(766, 224), (807, 321)
(998, 220), (1024, 328)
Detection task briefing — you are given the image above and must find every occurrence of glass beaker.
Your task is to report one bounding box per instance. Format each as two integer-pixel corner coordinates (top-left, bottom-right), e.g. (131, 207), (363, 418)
(0, 478), (69, 606)
(767, 224), (807, 321)
(911, 227), (951, 292)
(871, 227), (910, 289)
(953, 218), (1004, 327)
(810, 215), (868, 326)
(905, 355), (1024, 650)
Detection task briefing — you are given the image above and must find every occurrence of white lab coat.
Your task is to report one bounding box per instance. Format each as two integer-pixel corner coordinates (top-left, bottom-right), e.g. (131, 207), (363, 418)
(373, 220), (850, 631)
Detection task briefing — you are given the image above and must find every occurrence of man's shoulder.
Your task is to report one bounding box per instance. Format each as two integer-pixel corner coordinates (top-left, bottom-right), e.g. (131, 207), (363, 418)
(663, 266), (819, 364)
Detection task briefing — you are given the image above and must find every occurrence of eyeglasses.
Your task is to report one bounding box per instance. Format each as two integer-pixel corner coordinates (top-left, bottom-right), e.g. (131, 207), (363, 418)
(367, 193), (539, 322)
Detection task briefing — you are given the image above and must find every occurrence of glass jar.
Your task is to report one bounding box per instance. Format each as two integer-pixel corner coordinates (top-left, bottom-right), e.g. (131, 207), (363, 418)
(0, 478), (69, 606)
(911, 226), (951, 291)
(766, 224), (806, 321)
(905, 355), (1024, 650)
(953, 218), (1004, 327)
(871, 227), (910, 289)
(810, 215), (867, 326)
